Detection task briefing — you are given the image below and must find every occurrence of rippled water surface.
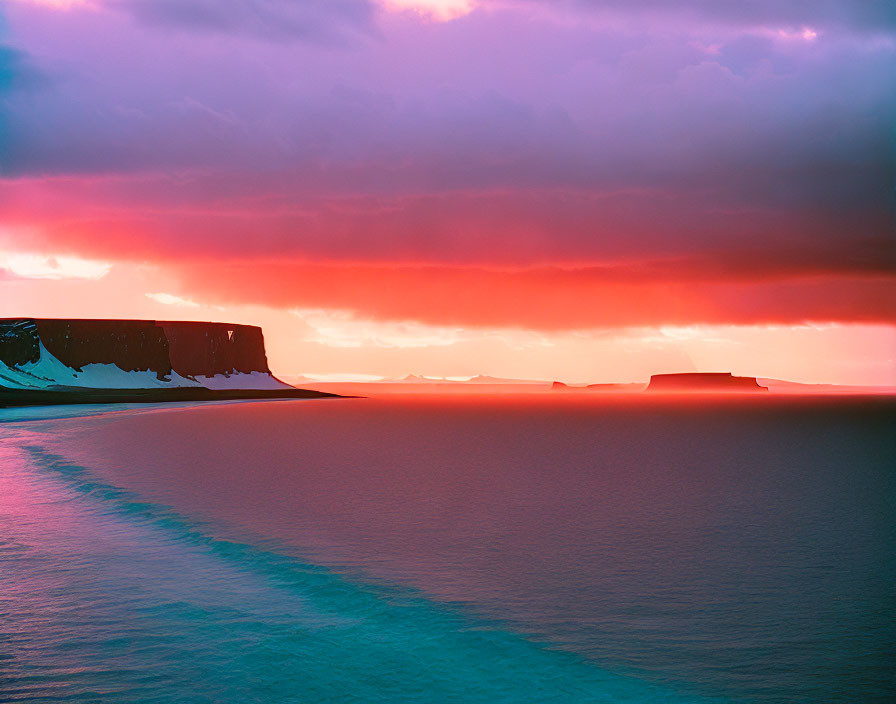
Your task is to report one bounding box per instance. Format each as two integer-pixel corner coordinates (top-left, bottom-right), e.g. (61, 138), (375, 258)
(1, 395), (893, 702)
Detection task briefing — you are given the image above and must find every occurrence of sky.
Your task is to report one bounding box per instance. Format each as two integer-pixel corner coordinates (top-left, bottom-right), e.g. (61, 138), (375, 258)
(1, 0), (894, 384)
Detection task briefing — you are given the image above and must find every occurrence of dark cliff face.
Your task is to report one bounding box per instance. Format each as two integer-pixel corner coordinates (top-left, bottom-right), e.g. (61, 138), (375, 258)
(38, 320), (173, 379)
(0, 320), (41, 367)
(0, 319), (271, 380)
(158, 322), (270, 377)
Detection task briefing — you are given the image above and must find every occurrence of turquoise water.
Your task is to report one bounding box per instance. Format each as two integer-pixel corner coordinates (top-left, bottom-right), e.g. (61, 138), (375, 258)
(1, 396), (893, 702)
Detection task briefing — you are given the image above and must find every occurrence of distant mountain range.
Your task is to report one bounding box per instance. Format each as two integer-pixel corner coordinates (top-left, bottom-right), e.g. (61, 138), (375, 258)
(393, 374), (547, 385)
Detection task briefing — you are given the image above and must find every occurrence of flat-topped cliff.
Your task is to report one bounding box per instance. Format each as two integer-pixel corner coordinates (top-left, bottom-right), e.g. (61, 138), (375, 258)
(159, 321), (270, 377)
(0, 318), (288, 391)
(646, 372), (768, 392)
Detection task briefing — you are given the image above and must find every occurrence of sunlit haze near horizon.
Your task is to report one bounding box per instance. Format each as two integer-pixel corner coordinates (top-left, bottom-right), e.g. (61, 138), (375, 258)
(1, 0), (894, 384)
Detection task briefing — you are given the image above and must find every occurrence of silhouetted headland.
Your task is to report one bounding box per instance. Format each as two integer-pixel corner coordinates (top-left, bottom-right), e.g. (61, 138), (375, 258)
(646, 372), (768, 392)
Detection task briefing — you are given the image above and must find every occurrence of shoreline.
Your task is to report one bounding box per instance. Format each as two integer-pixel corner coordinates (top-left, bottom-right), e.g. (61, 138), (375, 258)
(0, 386), (346, 409)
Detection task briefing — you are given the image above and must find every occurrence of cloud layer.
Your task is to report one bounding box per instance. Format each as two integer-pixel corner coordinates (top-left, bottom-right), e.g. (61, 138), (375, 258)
(1, 0), (893, 330)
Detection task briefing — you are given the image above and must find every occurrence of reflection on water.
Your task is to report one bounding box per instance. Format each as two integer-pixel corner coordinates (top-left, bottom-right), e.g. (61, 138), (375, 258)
(1, 395), (894, 702)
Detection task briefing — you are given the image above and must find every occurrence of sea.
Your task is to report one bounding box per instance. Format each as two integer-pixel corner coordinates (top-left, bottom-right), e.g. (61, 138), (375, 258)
(1, 394), (893, 703)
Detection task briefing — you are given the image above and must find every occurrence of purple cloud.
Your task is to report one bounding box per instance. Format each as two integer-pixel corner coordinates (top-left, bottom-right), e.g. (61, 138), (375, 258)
(0, 0), (893, 279)
(524, 0), (896, 33)
(117, 0), (373, 43)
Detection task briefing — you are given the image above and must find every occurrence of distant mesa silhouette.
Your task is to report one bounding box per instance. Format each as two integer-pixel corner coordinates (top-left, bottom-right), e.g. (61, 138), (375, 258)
(551, 381), (570, 390)
(646, 372), (767, 392)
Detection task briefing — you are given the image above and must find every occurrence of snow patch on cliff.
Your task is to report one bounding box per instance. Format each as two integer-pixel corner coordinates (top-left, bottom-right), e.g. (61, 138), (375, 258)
(0, 343), (201, 390)
(0, 344), (292, 391)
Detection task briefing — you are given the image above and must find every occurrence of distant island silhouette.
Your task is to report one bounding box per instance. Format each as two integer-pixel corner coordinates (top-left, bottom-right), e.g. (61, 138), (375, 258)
(550, 381), (645, 391)
(646, 372), (767, 392)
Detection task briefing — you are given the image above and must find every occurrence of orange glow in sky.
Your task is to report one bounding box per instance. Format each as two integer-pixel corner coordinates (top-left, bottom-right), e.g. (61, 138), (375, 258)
(2, 257), (894, 386)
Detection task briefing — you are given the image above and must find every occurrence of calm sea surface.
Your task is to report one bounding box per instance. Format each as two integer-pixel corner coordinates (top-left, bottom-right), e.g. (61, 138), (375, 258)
(1, 395), (893, 703)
